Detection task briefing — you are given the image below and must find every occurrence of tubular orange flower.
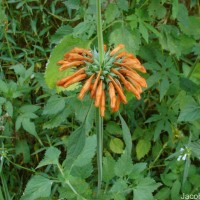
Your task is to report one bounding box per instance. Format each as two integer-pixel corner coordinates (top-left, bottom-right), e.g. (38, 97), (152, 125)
(56, 44), (147, 117)
(94, 80), (103, 107)
(78, 74), (95, 100)
(100, 89), (105, 117)
(108, 82), (116, 109)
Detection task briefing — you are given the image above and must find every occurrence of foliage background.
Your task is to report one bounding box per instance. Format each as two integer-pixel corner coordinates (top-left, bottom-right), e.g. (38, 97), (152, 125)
(0, 0), (200, 199)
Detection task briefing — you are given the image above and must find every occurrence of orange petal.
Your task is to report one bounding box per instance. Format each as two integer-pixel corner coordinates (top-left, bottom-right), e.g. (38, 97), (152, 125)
(110, 44), (125, 56)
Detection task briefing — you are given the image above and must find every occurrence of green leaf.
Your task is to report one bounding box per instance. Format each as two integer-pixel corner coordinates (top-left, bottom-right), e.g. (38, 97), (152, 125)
(50, 25), (73, 44)
(154, 120), (164, 141)
(130, 163), (147, 179)
(15, 140), (30, 163)
(45, 35), (91, 91)
(133, 177), (161, 200)
(148, 0), (166, 19)
(5, 101), (13, 117)
(159, 78), (169, 101)
(171, 180), (181, 200)
(136, 139), (151, 160)
(19, 105), (40, 113)
(114, 153), (133, 177)
(42, 95), (65, 115)
(178, 98), (200, 122)
(64, 125), (86, 168)
(36, 147), (61, 168)
(171, 0), (179, 19)
(155, 187), (170, 200)
(139, 22), (149, 43)
(119, 113), (132, 156)
(43, 108), (71, 129)
(105, 121), (122, 135)
(20, 175), (52, 200)
(105, 3), (119, 24)
(0, 80), (8, 93)
(72, 135), (96, 167)
(109, 26), (141, 53)
(116, 0), (128, 11)
(22, 118), (38, 138)
(109, 138), (124, 154)
(103, 155), (116, 182)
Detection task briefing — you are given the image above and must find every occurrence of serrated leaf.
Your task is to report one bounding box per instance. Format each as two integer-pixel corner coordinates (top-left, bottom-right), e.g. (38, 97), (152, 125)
(139, 22), (149, 43)
(159, 78), (169, 101)
(130, 163), (147, 179)
(109, 26), (141, 53)
(119, 114), (132, 156)
(37, 147), (61, 168)
(5, 101), (13, 117)
(133, 178), (161, 200)
(0, 80), (8, 93)
(20, 175), (52, 200)
(42, 95), (65, 115)
(103, 155), (116, 182)
(105, 121), (122, 135)
(19, 105), (40, 113)
(105, 3), (119, 24)
(114, 153), (133, 177)
(15, 140), (30, 163)
(45, 35), (90, 91)
(22, 118), (38, 138)
(178, 98), (200, 122)
(171, 180), (181, 200)
(72, 135), (96, 167)
(50, 25), (73, 44)
(136, 139), (151, 160)
(43, 108), (71, 129)
(64, 125), (86, 168)
(110, 138), (124, 154)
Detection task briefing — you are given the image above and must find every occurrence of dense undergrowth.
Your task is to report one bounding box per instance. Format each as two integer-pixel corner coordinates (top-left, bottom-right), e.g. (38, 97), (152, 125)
(0, 0), (200, 200)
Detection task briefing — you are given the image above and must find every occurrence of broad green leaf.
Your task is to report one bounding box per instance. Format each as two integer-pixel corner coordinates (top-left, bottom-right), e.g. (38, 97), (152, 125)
(148, 0), (166, 19)
(103, 155), (116, 182)
(116, 0), (129, 11)
(136, 139), (151, 160)
(50, 25), (73, 44)
(22, 118), (38, 137)
(109, 138), (124, 154)
(20, 175), (53, 200)
(105, 3), (119, 24)
(71, 163), (93, 179)
(110, 179), (128, 194)
(42, 95), (65, 115)
(72, 135), (96, 167)
(109, 26), (141, 53)
(64, 125), (86, 168)
(43, 108), (71, 129)
(133, 177), (161, 200)
(178, 98), (200, 122)
(119, 113), (132, 156)
(114, 153), (133, 177)
(15, 140), (30, 163)
(36, 147), (61, 168)
(155, 187), (170, 200)
(19, 105), (40, 113)
(105, 121), (122, 135)
(154, 120), (164, 140)
(130, 163), (147, 179)
(171, 180), (181, 200)
(45, 35), (91, 91)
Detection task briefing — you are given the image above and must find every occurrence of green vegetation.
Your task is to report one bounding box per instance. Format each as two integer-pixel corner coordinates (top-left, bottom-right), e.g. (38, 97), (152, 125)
(0, 0), (200, 199)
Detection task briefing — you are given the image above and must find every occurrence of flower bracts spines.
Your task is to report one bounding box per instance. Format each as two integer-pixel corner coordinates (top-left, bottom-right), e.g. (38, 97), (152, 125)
(56, 45), (147, 117)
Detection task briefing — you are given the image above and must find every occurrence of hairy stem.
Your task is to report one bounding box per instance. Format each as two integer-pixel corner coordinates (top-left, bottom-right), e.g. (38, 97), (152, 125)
(96, 108), (103, 196)
(96, 0), (104, 65)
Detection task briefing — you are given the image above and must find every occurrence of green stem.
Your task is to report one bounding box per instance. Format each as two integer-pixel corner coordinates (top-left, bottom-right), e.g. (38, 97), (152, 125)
(96, 108), (103, 196)
(96, 0), (104, 65)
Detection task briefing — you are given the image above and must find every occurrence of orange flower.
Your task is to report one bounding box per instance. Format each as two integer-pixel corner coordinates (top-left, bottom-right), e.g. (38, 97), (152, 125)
(56, 45), (147, 117)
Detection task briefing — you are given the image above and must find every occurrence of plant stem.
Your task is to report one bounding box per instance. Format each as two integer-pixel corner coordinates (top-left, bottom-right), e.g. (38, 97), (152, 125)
(96, 0), (104, 65)
(96, 108), (103, 196)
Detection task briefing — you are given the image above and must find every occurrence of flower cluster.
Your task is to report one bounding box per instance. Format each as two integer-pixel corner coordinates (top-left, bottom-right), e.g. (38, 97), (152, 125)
(56, 44), (147, 117)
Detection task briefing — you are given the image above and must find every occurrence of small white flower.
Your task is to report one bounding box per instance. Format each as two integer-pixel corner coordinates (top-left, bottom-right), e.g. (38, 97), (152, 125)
(177, 156), (182, 161)
(182, 154), (187, 161)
